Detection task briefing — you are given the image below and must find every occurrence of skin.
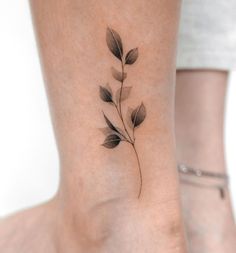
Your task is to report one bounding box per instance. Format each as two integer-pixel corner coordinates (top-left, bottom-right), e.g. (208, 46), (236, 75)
(0, 0), (187, 253)
(176, 70), (236, 253)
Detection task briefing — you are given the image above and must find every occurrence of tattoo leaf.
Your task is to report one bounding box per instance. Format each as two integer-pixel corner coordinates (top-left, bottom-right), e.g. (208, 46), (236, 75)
(103, 113), (120, 134)
(125, 48), (138, 65)
(99, 127), (125, 137)
(99, 85), (113, 103)
(131, 103), (146, 128)
(126, 107), (134, 129)
(111, 67), (127, 82)
(116, 86), (132, 103)
(102, 134), (121, 149)
(106, 27), (123, 61)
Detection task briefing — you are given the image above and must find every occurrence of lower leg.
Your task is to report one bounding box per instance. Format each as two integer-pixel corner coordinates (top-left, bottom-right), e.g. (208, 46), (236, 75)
(21, 0), (186, 252)
(176, 70), (236, 253)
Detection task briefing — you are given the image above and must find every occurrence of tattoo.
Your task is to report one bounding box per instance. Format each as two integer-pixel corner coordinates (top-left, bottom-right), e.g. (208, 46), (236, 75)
(99, 27), (147, 198)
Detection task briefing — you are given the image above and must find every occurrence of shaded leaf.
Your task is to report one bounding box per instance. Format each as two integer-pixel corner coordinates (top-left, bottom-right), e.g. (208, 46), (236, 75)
(99, 127), (114, 136)
(111, 67), (127, 82)
(106, 27), (123, 61)
(125, 48), (138, 65)
(131, 103), (146, 127)
(99, 127), (125, 138)
(116, 86), (132, 103)
(105, 83), (113, 93)
(102, 134), (121, 149)
(99, 85), (113, 102)
(126, 107), (134, 129)
(103, 113), (120, 134)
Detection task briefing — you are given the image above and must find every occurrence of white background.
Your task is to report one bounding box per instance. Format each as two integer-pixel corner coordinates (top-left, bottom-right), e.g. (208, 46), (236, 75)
(0, 1), (235, 217)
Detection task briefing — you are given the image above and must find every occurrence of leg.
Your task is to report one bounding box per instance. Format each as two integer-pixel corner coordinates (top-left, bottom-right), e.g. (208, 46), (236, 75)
(0, 1), (187, 252)
(176, 70), (236, 253)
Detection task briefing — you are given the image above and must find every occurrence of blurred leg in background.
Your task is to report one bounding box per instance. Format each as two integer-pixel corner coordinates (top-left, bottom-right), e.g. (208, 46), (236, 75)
(175, 70), (236, 253)
(176, 1), (236, 252)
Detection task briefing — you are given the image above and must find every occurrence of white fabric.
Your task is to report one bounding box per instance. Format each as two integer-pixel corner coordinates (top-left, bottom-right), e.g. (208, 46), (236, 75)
(177, 0), (236, 70)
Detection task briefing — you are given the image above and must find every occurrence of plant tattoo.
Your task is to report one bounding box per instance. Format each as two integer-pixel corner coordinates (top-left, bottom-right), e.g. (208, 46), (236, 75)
(99, 27), (146, 198)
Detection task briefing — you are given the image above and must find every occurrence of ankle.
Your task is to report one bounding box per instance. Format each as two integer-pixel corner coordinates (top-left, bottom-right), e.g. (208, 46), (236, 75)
(54, 193), (187, 252)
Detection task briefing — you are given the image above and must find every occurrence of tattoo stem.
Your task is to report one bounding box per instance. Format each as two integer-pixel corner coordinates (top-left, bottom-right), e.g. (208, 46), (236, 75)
(117, 60), (133, 143)
(113, 101), (133, 143)
(132, 143), (142, 198)
(119, 60), (142, 197)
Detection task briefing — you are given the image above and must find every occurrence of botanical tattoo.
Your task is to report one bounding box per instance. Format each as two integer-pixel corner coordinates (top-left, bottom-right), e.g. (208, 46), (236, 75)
(99, 27), (146, 198)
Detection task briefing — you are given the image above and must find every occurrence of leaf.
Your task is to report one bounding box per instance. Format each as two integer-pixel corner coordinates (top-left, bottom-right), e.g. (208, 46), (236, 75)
(99, 127), (114, 136)
(99, 127), (125, 137)
(131, 103), (146, 128)
(99, 85), (113, 102)
(105, 83), (113, 93)
(106, 27), (123, 61)
(102, 134), (121, 149)
(111, 67), (127, 82)
(116, 86), (132, 103)
(103, 113), (120, 134)
(125, 48), (138, 65)
(126, 107), (134, 129)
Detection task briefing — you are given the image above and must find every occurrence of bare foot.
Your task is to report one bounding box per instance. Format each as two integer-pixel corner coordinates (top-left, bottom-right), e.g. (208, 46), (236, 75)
(0, 201), (57, 253)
